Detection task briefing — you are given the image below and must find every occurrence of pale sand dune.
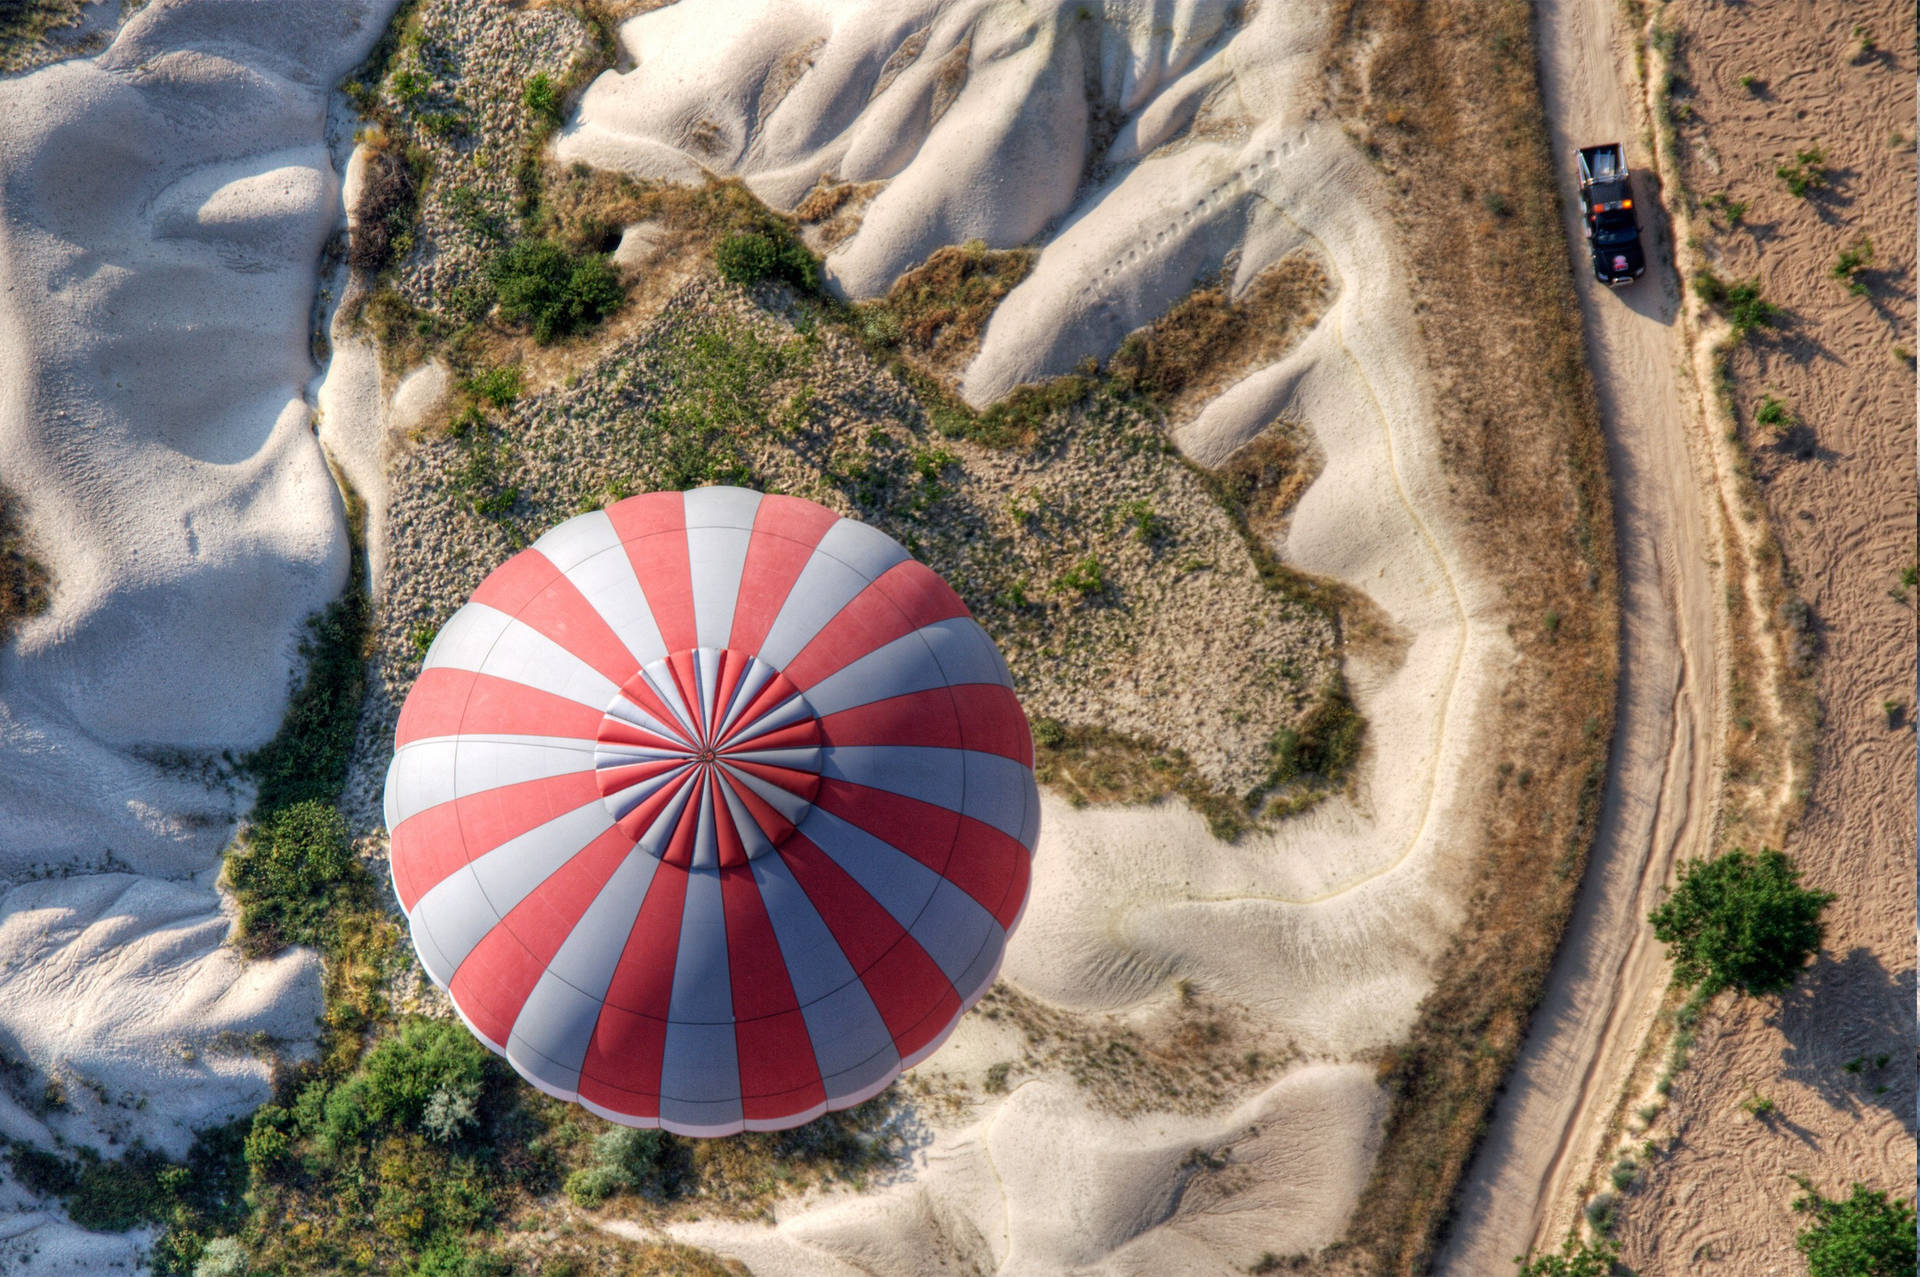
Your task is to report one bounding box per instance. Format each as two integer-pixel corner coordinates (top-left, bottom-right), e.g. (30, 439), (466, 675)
(0, 0), (398, 1254)
(561, 2), (1508, 1270)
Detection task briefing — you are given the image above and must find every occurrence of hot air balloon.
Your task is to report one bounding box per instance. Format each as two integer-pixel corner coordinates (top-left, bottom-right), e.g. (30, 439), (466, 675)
(384, 487), (1037, 1136)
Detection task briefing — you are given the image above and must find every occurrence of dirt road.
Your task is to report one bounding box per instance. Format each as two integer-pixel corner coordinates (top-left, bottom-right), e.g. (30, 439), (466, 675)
(1432, 1), (1726, 1269)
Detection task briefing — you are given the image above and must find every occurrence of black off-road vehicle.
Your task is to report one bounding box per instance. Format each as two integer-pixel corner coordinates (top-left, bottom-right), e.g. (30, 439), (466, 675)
(1578, 143), (1645, 286)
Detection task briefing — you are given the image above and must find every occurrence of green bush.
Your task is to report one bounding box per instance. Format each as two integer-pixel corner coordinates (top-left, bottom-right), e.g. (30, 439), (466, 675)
(309, 1018), (489, 1151)
(522, 72), (560, 122)
(242, 1106), (294, 1175)
(464, 366), (522, 409)
(490, 239), (625, 343)
(1775, 146), (1828, 197)
(1057, 556), (1107, 596)
(1648, 847), (1833, 996)
(1693, 269), (1779, 340)
(224, 800), (364, 952)
(1513, 1235), (1617, 1276)
(563, 1126), (680, 1207)
(243, 588), (369, 816)
(1753, 394), (1792, 429)
(713, 230), (820, 292)
(1267, 679), (1365, 786)
(562, 1163), (623, 1208)
(1831, 236), (1873, 295)
(1794, 1183), (1916, 1277)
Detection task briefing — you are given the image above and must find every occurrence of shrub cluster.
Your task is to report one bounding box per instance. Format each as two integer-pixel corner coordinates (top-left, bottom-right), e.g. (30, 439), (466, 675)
(563, 1127), (685, 1207)
(712, 230), (819, 292)
(490, 238), (625, 343)
(224, 800), (368, 954)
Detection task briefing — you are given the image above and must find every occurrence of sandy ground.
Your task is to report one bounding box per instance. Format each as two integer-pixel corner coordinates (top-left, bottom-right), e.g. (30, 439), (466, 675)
(0, 1), (396, 1266)
(558, 2), (1515, 1271)
(1434, 0), (1731, 1268)
(1608, 4), (1918, 1270)
(1446, 0), (1918, 1270)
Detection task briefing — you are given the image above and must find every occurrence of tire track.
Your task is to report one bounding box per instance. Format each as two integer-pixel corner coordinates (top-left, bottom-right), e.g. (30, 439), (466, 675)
(1432, 0), (1727, 1266)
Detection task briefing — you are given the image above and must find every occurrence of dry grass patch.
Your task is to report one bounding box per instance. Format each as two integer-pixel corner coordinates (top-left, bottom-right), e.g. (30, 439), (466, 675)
(972, 984), (1298, 1117)
(1109, 252), (1331, 422)
(1320, 1), (1621, 1273)
(858, 239), (1036, 377)
(0, 0), (86, 71)
(1032, 719), (1254, 841)
(0, 485), (50, 646)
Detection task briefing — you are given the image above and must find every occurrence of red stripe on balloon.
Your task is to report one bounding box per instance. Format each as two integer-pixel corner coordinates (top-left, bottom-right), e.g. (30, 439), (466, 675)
(390, 801), (469, 912)
(664, 650), (705, 744)
(782, 560), (971, 690)
(727, 496), (840, 655)
(954, 683), (1033, 767)
(470, 548), (638, 686)
(817, 685), (1028, 765)
(661, 782), (704, 868)
(718, 718), (821, 754)
(817, 688), (960, 750)
(777, 834), (960, 1057)
(718, 769), (797, 845)
(593, 716), (688, 752)
(446, 822), (634, 1046)
(722, 758), (823, 802)
(809, 778), (1029, 930)
(710, 648), (750, 738)
(720, 864), (827, 1112)
(607, 494), (697, 655)
(390, 770), (602, 910)
(610, 766), (697, 844)
(578, 861), (692, 1117)
(719, 679), (803, 745)
(709, 772), (748, 869)
(614, 677), (694, 748)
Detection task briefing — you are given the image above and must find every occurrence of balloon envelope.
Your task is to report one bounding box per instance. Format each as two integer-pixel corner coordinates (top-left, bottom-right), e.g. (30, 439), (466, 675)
(384, 488), (1037, 1135)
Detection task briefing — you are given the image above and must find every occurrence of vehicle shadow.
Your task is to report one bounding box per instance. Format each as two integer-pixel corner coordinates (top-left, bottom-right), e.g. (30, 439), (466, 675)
(1769, 947), (1917, 1125)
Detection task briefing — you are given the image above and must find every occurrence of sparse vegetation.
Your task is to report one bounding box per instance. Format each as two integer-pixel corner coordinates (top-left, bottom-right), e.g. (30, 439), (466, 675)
(1740, 1089), (1776, 1117)
(349, 142), (429, 274)
(1753, 394), (1792, 430)
(1106, 254), (1328, 417)
(0, 0), (88, 72)
(857, 239), (1034, 373)
(1692, 269), (1780, 340)
(0, 483), (51, 647)
(1513, 1234), (1619, 1276)
(1648, 848), (1833, 996)
(1793, 1182), (1916, 1277)
(1702, 191), (1748, 227)
(241, 584), (369, 816)
(1831, 235), (1873, 295)
(1774, 146), (1828, 197)
(463, 365), (522, 409)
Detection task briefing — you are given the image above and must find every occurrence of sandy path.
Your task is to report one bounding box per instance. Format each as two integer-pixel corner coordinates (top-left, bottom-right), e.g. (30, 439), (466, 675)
(1433, 1), (1726, 1268)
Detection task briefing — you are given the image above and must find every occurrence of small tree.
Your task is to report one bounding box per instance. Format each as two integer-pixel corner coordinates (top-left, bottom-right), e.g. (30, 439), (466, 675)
(1514, 1235), (1617, 1276)
(490, 239), (624, 343)
(1648, 848), (1832, 995)
(1795, 1183), (1917, 1277)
